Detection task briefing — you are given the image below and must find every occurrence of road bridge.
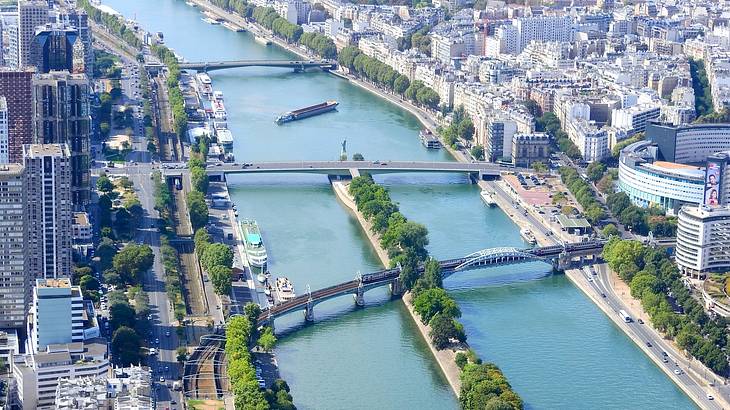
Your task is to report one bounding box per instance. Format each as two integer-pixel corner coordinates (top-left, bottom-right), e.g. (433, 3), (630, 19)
(257, 240), (605, 327)
(201, 160), (527, 180)
(178, 59), (337, 72)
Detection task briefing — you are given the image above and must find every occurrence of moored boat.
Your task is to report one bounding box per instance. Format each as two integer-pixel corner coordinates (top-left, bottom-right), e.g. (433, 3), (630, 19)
(520, 228), (537, 245)
(480, 190), (496, 207)
(241, 219), (268, 268)
(275, 277), (296, 301)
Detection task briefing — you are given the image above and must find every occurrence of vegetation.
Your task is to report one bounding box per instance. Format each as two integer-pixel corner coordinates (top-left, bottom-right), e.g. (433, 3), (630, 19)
(111, 244), (154, 286)
(225, 316), (295, 409)
(606, 192), (677, 237)
(558, 167), (605, 224)
(150, 44), (188, 139)
(603, 239), (729, 375)
(441, 106), (474, 148)
(689, 58), (713, 117)
(93, 50), (122, 79)
(397, 25), (432, 56)
(459, 361), (523, 410)
(187, 190), (209, 231)
(611, 132), (645, 158)
(160, 236), (187, 321)
(112, 326), (142, 366)
(152, 171), (174, 231)
(79, 0), (142, 50)
(195, 228), (234, 296)
(470, 145), (485, 161)
(248, 6), (336, 58)
(338, 46), (440, 109)
(585, 162), (607, 182)
(536, 112), (581, 159)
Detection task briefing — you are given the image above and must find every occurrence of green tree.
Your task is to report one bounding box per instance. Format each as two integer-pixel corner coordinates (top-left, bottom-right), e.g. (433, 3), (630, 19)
(79, 275), (100, 292)
(112, 326), (141, 365)
(531, 161), (547, 173)
(112, 243), (154, 285)
(601, 224), (620, 238)
(586, 162), (607, 182)
(257, 326), (277, 352)
(187, 190), (209, 230)
(201, 243), (234, 271)
(470, 145), (485, 161)
(209, 265), (232, 295)
(412, 287), (461, 324)
(176, 346), (188, 363)
(244, 302), (262, 333)
(110, 302), (136, 331)
(96, 174), (114, 193)
(429, 313), (462, 350)
(353, 153), (364, 161)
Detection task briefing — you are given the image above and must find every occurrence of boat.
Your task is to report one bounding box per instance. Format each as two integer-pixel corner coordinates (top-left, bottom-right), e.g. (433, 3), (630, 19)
(420, 129), (442, 149)
(276, 100), (339, 124)
(185, 1), (197, 7)
(255, 35), (272, 45)
(256, 272), (268, 283)
(213, 90), (224, 101)
(223, 21), (245, 32)
(212, 99), (227, 120)
(275, 277), (296, 301)
(241, 220), (268, 268)
(202, 17), (221, 25)
(480, 190), (496, 207)
(520, 228), (537, 245)
(264, 286), (271, 296)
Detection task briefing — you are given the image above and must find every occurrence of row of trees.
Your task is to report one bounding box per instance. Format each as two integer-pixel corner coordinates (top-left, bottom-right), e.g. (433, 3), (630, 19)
(603, 239), (729, 375)
(108, 286), (156, 366)
(252, 7), (303, 43)
(79, 0), (143, 50)
(194, 228), (234, 296)
(458, 356), (524, 410)
(689, 58), (713, 117)
(558, 167), (605, 224)
(606, 192), (677, 237)
(441, 106), (474, 148)
(348, 175), (430, 288)
(535, 111), (582, 160)
(151, 44), (188, 139)
(338, 46), (440, 109)
(226, 316), (295, 409)
(188, 156), (210, 231)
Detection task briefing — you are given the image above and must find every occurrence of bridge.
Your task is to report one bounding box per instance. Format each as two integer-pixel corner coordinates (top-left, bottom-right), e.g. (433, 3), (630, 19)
(257, 240), (605, 327)
(199, 160), (528, 180)
(178, 59), (338, 72)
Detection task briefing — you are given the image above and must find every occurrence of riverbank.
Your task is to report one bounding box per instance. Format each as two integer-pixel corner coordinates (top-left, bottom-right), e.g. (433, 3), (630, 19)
(332, 179), (465, 396)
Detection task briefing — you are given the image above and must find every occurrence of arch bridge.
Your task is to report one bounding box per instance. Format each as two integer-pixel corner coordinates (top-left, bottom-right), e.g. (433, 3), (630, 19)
(257, 240), (605, 327)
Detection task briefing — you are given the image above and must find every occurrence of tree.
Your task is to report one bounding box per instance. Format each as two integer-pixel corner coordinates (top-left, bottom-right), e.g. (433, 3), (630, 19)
(393, 75), (410, 95)
(79, 275), (100, 292)
(412, 287), (461, 324)
(257, 326), (276, 352)
(531, 161), (547, 173)
(95, 239), (118, 270)
(244, 302), (262, 333)
(586, 162), (607, 182)
(110, 302), (136, 331)
(209, 265), (232, 295)
(353, 153), (364, 161)
(112, 326), (141, 365)
(201, 243), (234, 271)
(191, 166), (209, 193)
(601, 224), (620, 238)
(470, 145), (485, 161)
(423, 258), (443, 289)
(112, 244), (154, 285)
(455, 352), (468, 369)
(176, 346), (188, 363)
(187, 190), (209, 231)
(96, 174), (114, 193)
(429, 313), (460, 350)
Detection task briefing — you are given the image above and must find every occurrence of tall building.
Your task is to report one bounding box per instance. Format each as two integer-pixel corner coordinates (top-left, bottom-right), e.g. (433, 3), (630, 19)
(28, 278), (84, 351)
(23, 143), (72, 280)
(17, 0), (48, 68)
(4, 17), (19, 69)
(485, 118), (517, 162)
(32, 72), (90, 206)
(0, 164), (26, 329)
(676, 205), (730, 279)
(514, 15), (573, 53)
(59, 10), (92, 76)
(0, 69), (34, 163)
(0, 96), (9, 164)
(30, 23), (85, 74)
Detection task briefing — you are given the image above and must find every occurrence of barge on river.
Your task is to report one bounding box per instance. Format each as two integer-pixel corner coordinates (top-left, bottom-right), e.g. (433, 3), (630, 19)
(276, 100), (339, 124)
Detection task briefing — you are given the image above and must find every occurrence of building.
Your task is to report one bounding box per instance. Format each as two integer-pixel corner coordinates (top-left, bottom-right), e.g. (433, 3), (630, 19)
(514, 15), (573, 53)
(23, 144), (72, 280)
(32, 71), (91, 206)
(59, 10), (92, 75)
(485, 117), (517, 162)
(0, 329), (19, 368)
(512, 133), (550, 167)
(646, 121), (730, 164)
(611, 104), (661, 134)
(108, 366), (154, 409)
(54, 377), (109, 409)
(12, 339), (109, 409)
(0, 164), (26, 329)
(676, 205), (730, 278)
(0, 96), (8, 164)
(18, 0), (49, 68)
(30, 24), (85, 74)
(0, 69), (34, 163)
(72, 211), (92, 258)
(28, 278), (85, 352)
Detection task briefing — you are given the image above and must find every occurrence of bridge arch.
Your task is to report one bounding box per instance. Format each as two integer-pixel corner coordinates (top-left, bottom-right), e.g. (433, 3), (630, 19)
(446, 247), (549, 275)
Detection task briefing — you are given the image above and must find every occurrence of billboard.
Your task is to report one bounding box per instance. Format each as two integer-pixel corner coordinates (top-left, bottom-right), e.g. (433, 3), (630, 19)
(704, 161), (723, 206)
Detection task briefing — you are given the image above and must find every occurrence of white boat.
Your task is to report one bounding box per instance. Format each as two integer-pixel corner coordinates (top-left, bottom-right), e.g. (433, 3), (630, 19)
(480, 190), (496, 207)
(256, 272), (267, 283)
(202, 17), (221, 25)
(213, 90), (224, 101)
(520, 228), (537, 245)
(241, 220), (268, 268)
(275, 277), (296, 301)
(185, 1), (197, 7)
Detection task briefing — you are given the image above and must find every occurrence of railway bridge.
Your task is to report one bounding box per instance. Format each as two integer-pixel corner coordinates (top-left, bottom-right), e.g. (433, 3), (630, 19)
(257, 240), (605, 327)
(178, 59), (337, 72)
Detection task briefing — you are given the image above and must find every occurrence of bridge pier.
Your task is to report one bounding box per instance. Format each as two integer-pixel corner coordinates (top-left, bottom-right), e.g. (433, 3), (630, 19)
(390, 278), (403, 297)
(354, 287), (365, 307)
(304, 301), (314, 322)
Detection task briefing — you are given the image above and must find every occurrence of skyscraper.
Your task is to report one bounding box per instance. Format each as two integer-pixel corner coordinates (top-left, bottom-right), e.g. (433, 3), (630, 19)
(59, 10), (92, 76)
(32, 72), (90, 206)
(0, 164), (26, 329)
(0, 97), (9, 164)
(17, 0), (48, 68)
(23, 143), (72, 280)
(30, 23), (84, 74)
(0, 69), (34, 163)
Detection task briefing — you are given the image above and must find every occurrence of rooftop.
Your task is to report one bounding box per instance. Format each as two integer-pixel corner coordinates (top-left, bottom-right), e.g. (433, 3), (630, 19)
(555, 214), (592, 229)
(73, 212), (90, 226)
(24, 143), (69, 159)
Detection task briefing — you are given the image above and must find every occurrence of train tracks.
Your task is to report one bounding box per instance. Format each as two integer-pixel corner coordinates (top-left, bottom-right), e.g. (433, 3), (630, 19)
(183, 333), (227, 399)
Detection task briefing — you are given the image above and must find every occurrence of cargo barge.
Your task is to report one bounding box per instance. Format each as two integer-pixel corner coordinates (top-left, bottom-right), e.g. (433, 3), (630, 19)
(276, 100), (339, 124)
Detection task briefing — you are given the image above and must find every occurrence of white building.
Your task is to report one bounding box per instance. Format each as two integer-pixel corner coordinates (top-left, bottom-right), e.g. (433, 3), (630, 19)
(54, 377), (109, 409)
(18, 0), (49, 68)
(485, 117), (517, 162)
(569, 120), (609, 162)
(514, 15), (573, 53)
(611, 103), (661, 134)
(12, 340), (109, 409)
(676, 205), (730, 278)
(28, 278), (86, 353)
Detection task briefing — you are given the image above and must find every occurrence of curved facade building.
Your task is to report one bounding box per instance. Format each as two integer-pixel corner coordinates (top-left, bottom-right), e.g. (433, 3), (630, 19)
(618, 122), (730, 212)
(676, 205), (730, 278)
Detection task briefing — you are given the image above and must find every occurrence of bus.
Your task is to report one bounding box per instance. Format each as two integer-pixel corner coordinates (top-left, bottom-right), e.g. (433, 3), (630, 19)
(619, 309), (632, 323)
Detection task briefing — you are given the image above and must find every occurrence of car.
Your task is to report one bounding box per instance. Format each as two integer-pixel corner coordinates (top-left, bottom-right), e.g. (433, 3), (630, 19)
(645, 341), (652, 347)
(147, 314), (153, 320)
(171, 400), (177, 404)
(707, 394), (714, 401)
(159, 376), (165, 382)
(155, 338), (160, 344)
(637, 318), (644, 324)
(164, 365), (169, 371)
(673, 369), (682, 375)
(661, 351), (668, 357)
(600, 293), (606, 298)
(662, 357), (668, 363)
(165, 331), (171, 337)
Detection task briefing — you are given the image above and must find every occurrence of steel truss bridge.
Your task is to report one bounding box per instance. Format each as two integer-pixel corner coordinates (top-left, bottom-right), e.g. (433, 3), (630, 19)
(178, 59), (337, 72)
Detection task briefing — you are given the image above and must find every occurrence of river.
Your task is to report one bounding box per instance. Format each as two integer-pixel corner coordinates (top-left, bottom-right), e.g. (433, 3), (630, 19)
(103, 1), (696, 408)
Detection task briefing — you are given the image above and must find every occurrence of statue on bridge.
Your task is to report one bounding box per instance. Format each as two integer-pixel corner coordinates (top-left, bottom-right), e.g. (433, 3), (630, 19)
(340, 138), (347, 161)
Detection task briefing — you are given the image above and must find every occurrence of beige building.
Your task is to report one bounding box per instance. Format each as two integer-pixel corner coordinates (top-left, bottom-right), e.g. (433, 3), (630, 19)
(0, 164), (26, 329)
